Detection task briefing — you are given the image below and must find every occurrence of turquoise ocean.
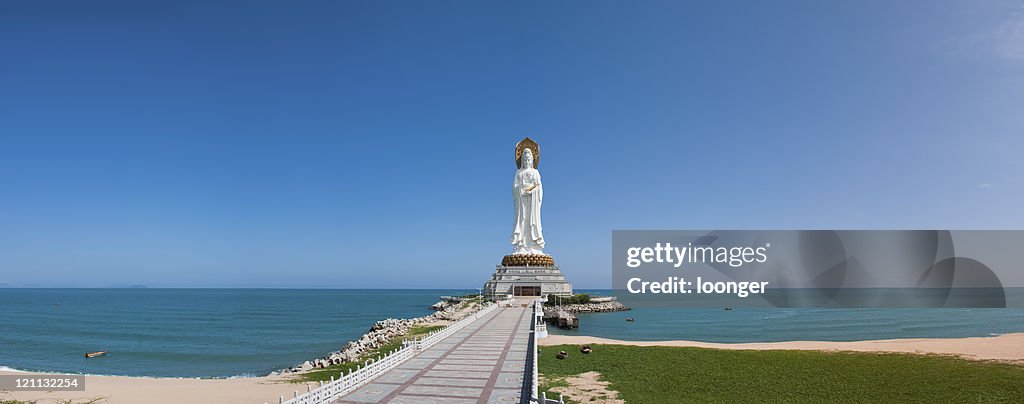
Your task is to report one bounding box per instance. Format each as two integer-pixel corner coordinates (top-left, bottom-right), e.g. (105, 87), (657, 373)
(2, 288), (1023, 378)
(0, 289), (471, 378)
(556, 289), (1024, 342)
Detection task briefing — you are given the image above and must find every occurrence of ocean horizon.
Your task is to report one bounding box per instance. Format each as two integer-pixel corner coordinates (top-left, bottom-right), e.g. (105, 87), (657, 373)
(3, 288), (1023, 378)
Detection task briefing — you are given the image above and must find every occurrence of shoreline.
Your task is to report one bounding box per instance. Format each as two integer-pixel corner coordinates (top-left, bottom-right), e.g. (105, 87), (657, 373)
(540, 332), (1024, 362)
(0, 364), (265, 379)
(3, 333), (1021, 403)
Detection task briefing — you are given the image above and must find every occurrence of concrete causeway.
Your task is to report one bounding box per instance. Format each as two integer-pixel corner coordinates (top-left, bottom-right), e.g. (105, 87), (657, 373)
(332, 305), (533, 404)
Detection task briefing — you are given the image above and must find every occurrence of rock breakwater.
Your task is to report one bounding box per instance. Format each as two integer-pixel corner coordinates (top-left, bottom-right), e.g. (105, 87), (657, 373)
(553, 301), (630, 314)
(278, 299), (482, 374)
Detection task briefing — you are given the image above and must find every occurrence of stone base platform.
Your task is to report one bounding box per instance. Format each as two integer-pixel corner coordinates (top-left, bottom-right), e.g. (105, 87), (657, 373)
(483, 261), (573, 301)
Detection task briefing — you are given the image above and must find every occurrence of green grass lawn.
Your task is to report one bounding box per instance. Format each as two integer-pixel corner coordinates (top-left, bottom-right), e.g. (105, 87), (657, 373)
(294, 324), (444, 383)
(539, 344), (1024, 403)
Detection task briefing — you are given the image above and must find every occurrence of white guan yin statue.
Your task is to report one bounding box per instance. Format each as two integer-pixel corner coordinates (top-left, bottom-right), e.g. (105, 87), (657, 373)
(484, 137), (571, 299)
(510, 138), (545, 255)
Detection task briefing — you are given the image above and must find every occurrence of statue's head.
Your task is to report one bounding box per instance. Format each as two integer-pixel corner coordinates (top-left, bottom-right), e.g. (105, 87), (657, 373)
(515, 137), (540, 169)
(521, 148), (534, 168)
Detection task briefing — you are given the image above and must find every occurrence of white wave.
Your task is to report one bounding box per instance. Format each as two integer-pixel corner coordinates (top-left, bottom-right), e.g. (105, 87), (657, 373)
(225, 373), (261, 379)
(0, 365), (29, 373)
(0, 365), (267, 379)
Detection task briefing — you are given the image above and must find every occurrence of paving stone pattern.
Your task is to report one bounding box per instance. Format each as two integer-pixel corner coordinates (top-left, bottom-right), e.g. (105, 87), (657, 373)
(332, 306), (533, 404)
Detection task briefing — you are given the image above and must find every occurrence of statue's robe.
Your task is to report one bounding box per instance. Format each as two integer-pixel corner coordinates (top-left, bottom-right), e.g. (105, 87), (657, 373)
(511, 166), (545, 254)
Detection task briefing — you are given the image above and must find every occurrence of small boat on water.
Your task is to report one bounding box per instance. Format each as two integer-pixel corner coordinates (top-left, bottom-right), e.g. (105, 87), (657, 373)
(85, 351), (107, 358)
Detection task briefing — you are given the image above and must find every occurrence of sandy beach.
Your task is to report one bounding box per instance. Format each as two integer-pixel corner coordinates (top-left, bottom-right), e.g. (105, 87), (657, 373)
(0, 371), (316, 404)
(540, 332), (1024, 362)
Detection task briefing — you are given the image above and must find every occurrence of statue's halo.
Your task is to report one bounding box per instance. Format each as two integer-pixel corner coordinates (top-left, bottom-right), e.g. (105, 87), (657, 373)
(515, 137), (540, 169)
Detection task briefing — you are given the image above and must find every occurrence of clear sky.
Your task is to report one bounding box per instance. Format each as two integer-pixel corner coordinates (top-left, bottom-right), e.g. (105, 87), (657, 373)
(1, 1), (1022, 288)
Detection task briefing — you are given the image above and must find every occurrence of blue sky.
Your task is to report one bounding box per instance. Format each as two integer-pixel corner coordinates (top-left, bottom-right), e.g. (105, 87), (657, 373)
(1, 1), (1022, 288)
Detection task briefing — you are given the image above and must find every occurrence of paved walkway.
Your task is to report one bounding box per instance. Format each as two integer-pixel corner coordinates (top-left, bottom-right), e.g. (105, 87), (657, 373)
(332, 306), (533, 404)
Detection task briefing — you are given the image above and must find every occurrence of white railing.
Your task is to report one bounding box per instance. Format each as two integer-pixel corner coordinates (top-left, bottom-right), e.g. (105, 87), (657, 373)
(528, 299), (562, 404)
(281, 342), (416, 404)
(529, 322), (539, 403)
(534, 297), (547, 338)
(277, 302), (497, 404)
